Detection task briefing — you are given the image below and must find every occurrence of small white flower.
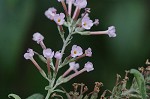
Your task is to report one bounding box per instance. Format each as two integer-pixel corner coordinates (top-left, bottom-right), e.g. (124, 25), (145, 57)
(82, 16), (93, 30)
(32, 32), (44, 44)
(45, 7), (57, 20)
(54, 51), (62, 59)
(84, 62), (94, 72)
(43, 48), (54, 58)
(71, 45), (83, 57)
(107, 26), (116, 37)
(24, 49), (34, 60)
(54, 13), (65, 25)
(85, 48), (92, 57)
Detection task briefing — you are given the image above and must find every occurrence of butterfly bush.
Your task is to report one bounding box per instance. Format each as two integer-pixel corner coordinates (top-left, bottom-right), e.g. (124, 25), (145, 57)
(8, 0), (150, 99)
(22, 0), (117, 99)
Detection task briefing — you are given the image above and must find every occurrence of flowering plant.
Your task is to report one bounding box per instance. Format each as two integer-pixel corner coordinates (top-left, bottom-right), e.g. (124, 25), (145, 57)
(8, 0), (150, 99)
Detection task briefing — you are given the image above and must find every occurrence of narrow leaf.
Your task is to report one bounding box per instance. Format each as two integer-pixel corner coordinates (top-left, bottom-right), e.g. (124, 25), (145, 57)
(26, 93), (44, 99)
(130, 69), (147, 99)
(8, 94), (21, 99)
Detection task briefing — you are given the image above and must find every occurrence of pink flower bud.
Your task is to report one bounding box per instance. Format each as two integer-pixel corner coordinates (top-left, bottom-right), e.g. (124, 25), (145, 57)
(89, 26), (116, 37)
(107, 26), (116, 37)
(74, 0), (87, 9)
(43, 48), (54, 58)
(54, 51), (62, 59)
(69, 62), (79, 71)
(85, 48), (92, 57)
(84, 62), (94, 72)
(24, 49), (34, 60)
(93, 19), (99, 26)
(32, 32), (44, 44)
(45, 7), (57, 20)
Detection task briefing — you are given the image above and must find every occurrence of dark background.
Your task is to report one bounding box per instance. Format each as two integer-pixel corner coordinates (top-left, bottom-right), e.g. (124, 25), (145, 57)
(0, 0), (150, 98)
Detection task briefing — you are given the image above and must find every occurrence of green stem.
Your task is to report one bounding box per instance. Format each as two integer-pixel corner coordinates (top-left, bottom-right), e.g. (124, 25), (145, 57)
(45, 90), (52, 99)
(60, 33), (72, 64)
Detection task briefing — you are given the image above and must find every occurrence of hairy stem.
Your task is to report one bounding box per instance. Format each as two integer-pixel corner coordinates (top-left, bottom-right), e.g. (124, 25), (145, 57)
(60, 33), (72, 64)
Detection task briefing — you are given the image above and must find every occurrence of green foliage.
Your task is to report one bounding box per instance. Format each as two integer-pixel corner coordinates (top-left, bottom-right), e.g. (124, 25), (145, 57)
(26, 93), (44, 99)
(8, 94), (21, 99)
(130, 69), (147, 99)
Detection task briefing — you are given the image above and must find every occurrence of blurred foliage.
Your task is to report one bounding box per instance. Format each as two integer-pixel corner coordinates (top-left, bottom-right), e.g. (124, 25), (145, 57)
(0, 0), (150, 98)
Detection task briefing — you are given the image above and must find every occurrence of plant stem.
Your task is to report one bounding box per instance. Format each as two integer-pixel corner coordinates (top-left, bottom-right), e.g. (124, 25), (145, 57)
(45, 90), (52, 99)
(60, 33), (72, 64)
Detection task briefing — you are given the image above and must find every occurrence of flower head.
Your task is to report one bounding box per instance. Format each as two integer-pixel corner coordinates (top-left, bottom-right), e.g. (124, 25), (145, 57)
(84, 62), (94, 72)
(24, 49), (34, 60)
(54, 13), (65, 25)
(54, 51), (62, 59)
(43, 48), (54, 58)
(71, 45), (83, 57)
(82, 16), (93, 30)
(85, 48), (92, 57)
(74, 0), (87, 9)
(69, 62), (79, 71)
(45, 7), (57, 20)
(107, 26), (116, 37)
(32, 32), (44, 44)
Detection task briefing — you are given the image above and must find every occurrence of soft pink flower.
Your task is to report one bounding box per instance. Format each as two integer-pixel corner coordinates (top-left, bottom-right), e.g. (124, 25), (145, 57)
(74, 0), (87, 9)
(24, 49), (34, 60)
(45, 7), (57, 20)
(84, 62), (94, 72)
(85, 48), (92, 57)
(54, 13), (65, 25)
(107, 26), (116, 37)
(82, 16), (93, 30)
(54, 51), (62, 59)
(43, 48), (54, 58)
(71, 45), (83, 57)
(32, 32), (44, 44)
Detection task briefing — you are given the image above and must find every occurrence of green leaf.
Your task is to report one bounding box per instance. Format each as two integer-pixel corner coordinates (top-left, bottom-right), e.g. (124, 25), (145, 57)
(26, 93), (44, 99)
(8, 94), (21, 99)
(130, 69), (147, 99)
